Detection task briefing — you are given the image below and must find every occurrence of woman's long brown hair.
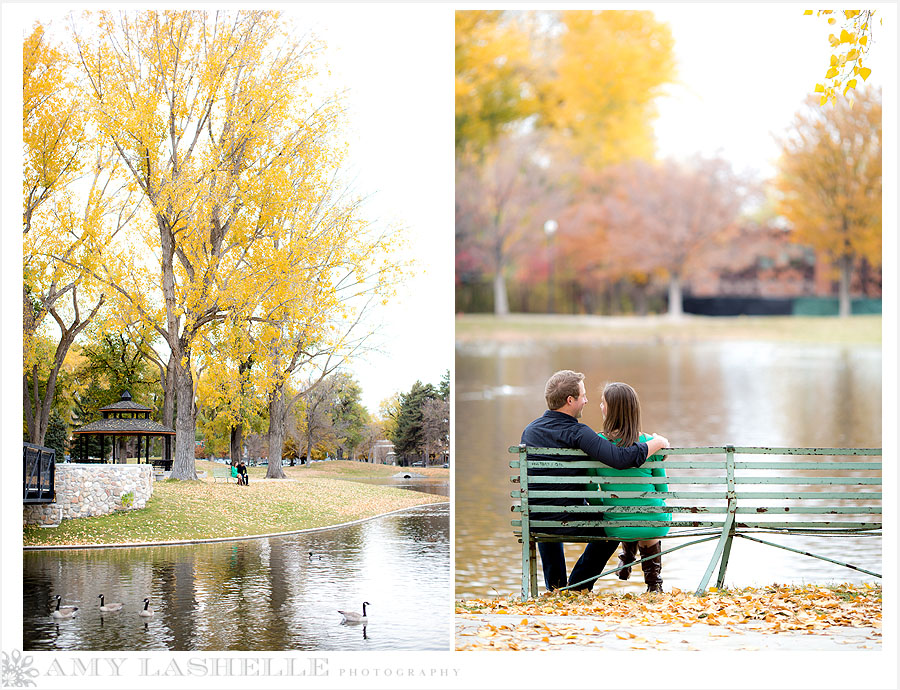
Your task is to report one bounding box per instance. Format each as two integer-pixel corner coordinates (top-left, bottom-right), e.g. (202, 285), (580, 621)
(602, 382), (642, 447)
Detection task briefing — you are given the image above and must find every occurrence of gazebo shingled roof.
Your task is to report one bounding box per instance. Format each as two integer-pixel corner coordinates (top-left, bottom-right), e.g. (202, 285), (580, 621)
(99, 390), (152, 413)
(71, 390), (175, 469)
(72, 418), (175, 436)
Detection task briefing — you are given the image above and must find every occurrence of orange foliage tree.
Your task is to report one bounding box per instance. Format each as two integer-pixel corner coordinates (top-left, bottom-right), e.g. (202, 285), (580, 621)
(572, 157), (748, 318)
(775, 87), (881, 317)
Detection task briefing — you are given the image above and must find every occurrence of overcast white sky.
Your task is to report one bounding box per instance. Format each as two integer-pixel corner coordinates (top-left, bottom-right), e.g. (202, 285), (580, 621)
(286, 5), (454, 412)
(651, 4), (892, 178)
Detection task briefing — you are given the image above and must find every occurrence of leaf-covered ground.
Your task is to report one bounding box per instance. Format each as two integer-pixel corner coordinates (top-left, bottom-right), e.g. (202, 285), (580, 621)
(456, 584), (882, 651)
(24, 470), (446, 547)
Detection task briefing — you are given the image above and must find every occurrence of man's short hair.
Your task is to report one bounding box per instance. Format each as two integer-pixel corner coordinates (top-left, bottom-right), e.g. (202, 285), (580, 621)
(545, 370), (585, 410)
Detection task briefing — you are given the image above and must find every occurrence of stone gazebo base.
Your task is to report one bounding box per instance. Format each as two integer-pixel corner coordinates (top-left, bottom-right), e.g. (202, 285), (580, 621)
(23, 464), (153, 527)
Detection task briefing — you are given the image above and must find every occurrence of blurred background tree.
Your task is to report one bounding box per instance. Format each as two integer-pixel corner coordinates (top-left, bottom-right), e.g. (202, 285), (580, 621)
(775, 87), (881, 317)
(455, 9), (882, 317)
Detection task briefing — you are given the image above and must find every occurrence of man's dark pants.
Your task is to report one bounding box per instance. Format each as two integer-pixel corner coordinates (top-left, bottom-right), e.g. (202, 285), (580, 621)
(538, 538), (620, 592)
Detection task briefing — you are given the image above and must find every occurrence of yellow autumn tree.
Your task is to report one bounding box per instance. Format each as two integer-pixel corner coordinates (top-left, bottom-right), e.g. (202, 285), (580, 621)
(775, 87), (881, 317)
(67, 10), (376, 479)
(23, 22), (124, 445)
(247, 183), (403, 478)
(455, 10), (536, 153)
(187, 126), (404, 479)
(539, 10), (677, 169)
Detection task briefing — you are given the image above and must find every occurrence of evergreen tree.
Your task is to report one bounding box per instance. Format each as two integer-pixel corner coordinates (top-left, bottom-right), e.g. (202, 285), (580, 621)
(438, 369), (450, 401)
(394, 380), (437, 464)
(43, 409), (69, 460)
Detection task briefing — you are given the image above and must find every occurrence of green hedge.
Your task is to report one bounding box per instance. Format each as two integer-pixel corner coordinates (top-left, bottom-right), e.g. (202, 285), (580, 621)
(792, 298), (882, 316)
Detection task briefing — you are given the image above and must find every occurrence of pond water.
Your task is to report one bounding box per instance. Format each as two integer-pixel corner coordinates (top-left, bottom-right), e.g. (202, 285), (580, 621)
(24, 480), (449, 651)
(455, 339), (882, 599)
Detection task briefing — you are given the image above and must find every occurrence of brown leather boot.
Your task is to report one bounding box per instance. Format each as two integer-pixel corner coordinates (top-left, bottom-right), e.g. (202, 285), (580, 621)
(616, 541), (638, 581)
(639, 541), (663, 593)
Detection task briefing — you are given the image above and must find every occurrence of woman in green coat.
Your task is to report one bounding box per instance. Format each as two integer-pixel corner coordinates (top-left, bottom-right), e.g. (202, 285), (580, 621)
(588, 382), (670, 592)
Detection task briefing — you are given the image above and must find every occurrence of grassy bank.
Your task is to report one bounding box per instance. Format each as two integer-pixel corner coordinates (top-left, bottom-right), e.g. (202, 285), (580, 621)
(24, 461), (447, 547)
(266, 459), (450, 480)
(456, 313), (881, 346)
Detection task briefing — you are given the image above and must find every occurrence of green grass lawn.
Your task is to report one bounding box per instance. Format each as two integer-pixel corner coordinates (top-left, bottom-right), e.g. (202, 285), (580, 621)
(196, 458), (449, 481)
(24, 461), (447, 547)
(455, 313), (881, 346)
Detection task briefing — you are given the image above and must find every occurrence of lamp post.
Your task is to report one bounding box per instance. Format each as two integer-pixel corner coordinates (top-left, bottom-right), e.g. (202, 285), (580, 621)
(544, 219), (558, 314)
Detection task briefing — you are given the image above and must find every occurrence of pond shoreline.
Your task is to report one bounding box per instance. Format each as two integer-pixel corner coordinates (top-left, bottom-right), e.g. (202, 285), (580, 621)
(23, 500), (448, 551)
(455, 313), (881, 346)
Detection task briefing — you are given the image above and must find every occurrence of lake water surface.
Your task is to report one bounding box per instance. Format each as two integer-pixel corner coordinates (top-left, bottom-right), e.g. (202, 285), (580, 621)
(455, 339), (882, 599)
(24, 480), (450, 651)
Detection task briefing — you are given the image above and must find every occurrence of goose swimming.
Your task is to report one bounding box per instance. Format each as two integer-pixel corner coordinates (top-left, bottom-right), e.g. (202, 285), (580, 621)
(98, 594), (123, 612)
(139, 598), (154, 617)
(338, 601), (370, 624)
(51, 595), (78, 619)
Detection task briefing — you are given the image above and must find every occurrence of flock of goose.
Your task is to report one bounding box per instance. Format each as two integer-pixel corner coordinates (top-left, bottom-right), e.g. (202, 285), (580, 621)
(51, 594), (154, 619)
(53, 590), (371, 627)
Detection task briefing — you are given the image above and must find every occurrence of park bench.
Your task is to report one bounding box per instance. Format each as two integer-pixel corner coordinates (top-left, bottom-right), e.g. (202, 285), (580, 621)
(210, 466), (237, 483)
(510, 445), (882, 601)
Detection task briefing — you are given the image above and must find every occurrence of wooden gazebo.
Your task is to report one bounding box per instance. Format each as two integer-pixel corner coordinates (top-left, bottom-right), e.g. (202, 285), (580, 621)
(71, 391), (176, 470)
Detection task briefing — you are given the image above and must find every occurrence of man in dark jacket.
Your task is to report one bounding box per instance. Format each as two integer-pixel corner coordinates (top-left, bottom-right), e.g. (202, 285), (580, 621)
(521, 370), (669, 592)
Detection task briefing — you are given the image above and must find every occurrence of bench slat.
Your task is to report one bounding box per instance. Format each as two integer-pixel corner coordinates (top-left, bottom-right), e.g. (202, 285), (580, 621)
(514, 460), (882, 470)
(514, 519), (727, 529)
(518, 475), (880, 485)
(511, 446), (880, 456)
(515, 505), (881, 515)
(516, 519), (881, 530)
(512, 490), (881, 500)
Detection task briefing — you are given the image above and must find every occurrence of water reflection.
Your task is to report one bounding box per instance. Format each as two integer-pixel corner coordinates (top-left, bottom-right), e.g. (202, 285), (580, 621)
(24, 503), (449, 651)
(456, 340), (881, 599)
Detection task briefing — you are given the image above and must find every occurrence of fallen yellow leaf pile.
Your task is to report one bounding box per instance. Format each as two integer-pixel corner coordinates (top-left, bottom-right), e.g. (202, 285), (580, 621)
(456, 583), (881, 651)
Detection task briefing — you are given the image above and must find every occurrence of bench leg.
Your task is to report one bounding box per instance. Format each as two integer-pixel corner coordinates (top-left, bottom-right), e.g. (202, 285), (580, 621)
(529, 540), (538, 599)
(696, 513), (736, 596)
(521, 539), (529, 602)
(715, 529), (735, 589)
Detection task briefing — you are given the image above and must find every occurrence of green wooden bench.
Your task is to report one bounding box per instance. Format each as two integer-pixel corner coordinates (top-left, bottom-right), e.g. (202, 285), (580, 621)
(510, 445), (882, 601)
(210, 465), (237, 483)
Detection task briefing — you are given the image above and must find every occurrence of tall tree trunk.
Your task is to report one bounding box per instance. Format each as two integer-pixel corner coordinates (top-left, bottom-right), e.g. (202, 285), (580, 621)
(230, 424), (244, 465)
(667, 273), (683, 319)
(493, 271), (509, 316)
(838, 254), (853, 318)
(161, 351), (176, 428)
(265, 387), (287, 479)
(23, 292), (104, 445)
(116, 437), (128, 463)
(634, 284), (649, 316)
(169, 354), (198, 480)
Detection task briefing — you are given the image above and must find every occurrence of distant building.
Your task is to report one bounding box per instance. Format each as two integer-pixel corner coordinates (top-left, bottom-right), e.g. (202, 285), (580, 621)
(691, 220), (881, 300)
(371, 440), (396, 465)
